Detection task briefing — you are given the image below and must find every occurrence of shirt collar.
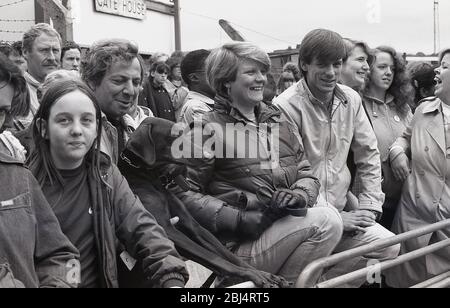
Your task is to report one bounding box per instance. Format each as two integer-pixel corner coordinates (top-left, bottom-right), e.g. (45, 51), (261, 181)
(299, 79), (348, 107)
(24, 72), (41, 89)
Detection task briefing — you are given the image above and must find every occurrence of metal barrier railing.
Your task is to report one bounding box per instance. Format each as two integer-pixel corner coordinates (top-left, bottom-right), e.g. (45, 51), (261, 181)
(411, 271), (450, 288)
(296, 219), (450, 288)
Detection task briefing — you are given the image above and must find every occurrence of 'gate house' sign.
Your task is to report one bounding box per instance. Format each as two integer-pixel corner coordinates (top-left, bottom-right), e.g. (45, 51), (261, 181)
(94, 0), (147, 20)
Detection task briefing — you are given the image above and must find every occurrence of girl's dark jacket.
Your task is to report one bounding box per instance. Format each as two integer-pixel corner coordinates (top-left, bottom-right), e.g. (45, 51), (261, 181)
(43, 154), (189, 288)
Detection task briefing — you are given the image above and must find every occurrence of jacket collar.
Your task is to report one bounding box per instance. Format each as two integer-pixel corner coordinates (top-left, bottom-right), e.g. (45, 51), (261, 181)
(0, 151), (23, 165)
(422, 98), (442, 114)
(187, 91), (215, 107)
(213, 94), (281, 123)
(363, 93), (395, 105)
(299, 79), (348, 108)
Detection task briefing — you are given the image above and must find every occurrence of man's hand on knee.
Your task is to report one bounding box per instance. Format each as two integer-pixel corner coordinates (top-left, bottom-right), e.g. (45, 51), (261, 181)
(340, 210), (376, 233)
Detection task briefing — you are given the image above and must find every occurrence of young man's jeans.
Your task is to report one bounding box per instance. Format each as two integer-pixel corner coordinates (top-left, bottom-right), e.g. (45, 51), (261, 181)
(321, 222), (400, 288)
(234, 207), (343, 286)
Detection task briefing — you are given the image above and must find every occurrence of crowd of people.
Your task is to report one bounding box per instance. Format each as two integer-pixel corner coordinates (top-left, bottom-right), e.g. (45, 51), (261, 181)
(0, 23), (448, 288)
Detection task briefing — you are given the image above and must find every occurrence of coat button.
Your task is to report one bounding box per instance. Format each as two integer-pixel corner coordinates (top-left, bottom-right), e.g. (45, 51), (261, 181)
(416, 193), (420, 199)
(425, 146), (429, 152)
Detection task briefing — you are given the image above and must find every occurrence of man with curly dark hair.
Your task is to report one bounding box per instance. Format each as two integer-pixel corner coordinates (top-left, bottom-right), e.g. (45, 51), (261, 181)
(81, 39), (145, 163)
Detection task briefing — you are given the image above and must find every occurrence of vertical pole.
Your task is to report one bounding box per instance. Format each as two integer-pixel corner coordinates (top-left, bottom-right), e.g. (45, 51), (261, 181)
(174, 0), (181, 51)
(434, 1), (437, 54)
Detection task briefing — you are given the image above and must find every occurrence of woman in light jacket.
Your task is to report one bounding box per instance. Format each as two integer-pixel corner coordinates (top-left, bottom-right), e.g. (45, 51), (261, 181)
(361, 46), (414, 229)
(385, 48), (450, 288)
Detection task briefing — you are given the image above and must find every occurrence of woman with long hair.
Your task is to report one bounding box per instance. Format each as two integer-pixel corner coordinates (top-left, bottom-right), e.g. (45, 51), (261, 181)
(361, 45), (414, 229)
(28, 79), (188, 288)
(0, 54), (79, 288)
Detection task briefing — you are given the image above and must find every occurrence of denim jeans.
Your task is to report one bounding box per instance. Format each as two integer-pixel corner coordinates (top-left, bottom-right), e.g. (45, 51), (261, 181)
(321, 222), (400, 288)
(234, 207), (343, 285)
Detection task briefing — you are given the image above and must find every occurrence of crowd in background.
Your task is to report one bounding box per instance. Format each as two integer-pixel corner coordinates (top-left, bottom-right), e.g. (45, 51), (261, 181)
(0, 23), (448, 288)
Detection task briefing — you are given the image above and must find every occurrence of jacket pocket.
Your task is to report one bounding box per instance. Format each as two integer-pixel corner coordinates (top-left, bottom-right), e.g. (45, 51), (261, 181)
(0, 192), (31, 213)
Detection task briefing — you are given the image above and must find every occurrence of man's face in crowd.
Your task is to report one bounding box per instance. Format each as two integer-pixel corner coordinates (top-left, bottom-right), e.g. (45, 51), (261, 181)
(151, 68), (168, 87)
(92, 58), (142, 120)
(62, 48), (81, 71)
(302, 57), (343, 102)
(24, 33), (61, 83)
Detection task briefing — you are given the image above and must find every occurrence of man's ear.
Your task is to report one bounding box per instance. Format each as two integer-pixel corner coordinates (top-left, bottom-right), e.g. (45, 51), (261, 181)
(188, 73), (199, 83)
(300, 61), (308, 73)
(22, 48), (29, 61)
(35, 118), (48, 139)
(150, 70), (155, 78)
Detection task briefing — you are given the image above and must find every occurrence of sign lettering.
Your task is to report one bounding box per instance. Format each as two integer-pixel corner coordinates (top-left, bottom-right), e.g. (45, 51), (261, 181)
(95, 0), (146, 20)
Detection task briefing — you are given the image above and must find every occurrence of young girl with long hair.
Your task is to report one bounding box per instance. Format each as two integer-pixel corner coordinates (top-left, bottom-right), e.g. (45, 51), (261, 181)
(28, 79), (188, 288)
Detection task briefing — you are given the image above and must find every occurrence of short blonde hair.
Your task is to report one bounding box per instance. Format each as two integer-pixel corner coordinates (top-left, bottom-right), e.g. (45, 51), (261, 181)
(205, 42), (271, 96)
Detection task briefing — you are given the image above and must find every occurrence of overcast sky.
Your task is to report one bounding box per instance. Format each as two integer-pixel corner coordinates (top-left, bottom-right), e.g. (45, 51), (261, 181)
(177, 0), (450, 54)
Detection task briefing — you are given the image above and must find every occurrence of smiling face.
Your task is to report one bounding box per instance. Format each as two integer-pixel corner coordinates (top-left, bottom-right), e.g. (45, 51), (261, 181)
(24, 33), (61, 83)
(45, 90), (97, 170)
(435, 52), (450, 104)
(92, 58), (142, 120)
(370, 51), (395, 93)
(226, 59), (267, 107)
(301, 57), (343, 103)
(341, 46), (370, 90)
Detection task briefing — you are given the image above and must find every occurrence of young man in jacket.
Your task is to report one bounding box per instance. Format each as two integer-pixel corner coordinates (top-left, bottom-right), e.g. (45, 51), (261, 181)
(274, 29), (400, 287)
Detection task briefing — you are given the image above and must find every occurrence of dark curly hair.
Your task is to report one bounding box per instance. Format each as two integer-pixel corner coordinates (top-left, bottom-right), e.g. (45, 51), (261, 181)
(365, 46), (414, 116)
(81, 39), (144, 88)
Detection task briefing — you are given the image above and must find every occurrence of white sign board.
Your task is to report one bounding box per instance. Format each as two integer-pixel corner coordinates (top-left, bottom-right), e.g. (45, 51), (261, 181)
(94, 0), (147, 20)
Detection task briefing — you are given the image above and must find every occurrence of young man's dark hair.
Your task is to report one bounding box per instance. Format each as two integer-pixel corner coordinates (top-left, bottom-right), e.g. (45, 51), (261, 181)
(150, 61), (169, 74)
(298, 28), (346, 77)
(180, 49), (210, 88)
(61, 41), (81, 61)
